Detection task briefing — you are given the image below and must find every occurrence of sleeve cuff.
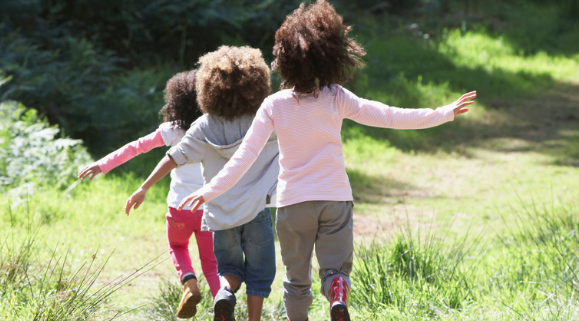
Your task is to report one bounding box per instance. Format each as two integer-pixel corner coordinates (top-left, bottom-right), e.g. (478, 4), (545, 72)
(97, 161), (113, 174)
(167, 146), (188, 166)
(200, 187), (217, 203)
(441, 105), (455, 122)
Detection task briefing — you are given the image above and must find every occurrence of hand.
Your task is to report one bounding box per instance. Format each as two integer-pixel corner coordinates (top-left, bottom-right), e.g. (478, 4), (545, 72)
(450, 91), (476, 116)
(125, 188), (148, 215)
(78, 163), (102, 181)
(178, 193), (205, 212)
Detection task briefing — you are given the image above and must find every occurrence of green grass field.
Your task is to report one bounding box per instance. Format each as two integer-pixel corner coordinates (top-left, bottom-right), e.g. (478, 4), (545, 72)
(2, 2), (579, 320)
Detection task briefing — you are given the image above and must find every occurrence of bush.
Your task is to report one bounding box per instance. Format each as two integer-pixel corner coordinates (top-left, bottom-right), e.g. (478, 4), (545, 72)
(0, 91), (92, 198)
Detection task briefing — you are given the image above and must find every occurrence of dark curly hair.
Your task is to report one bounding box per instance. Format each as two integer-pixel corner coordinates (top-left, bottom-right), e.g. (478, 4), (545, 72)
(158, 69), (202, 130)
(272, 0), (366, 93)
(196, 46), (271, 121)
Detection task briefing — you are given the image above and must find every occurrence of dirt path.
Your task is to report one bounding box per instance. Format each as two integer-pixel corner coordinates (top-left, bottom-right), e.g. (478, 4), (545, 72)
(351, 83), (579, 239)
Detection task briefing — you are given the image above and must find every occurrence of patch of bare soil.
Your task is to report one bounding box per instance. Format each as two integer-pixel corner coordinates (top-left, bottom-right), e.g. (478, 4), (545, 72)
(351, 83), (579, 238)
(353, 203), (440, 240)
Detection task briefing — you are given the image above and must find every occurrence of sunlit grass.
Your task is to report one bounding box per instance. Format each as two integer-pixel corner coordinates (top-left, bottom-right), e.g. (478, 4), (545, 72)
(440, 30), (579, 82)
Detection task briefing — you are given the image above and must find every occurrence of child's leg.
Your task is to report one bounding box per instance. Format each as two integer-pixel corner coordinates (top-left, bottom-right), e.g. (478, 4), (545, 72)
(247, 295), (264, 321)
(192, 214), (220, 298)
(213, 225), (245, 291)
(313, 201), (353, 321)
(315, 201), (354, 299)
(213, 225), (245, 321)
(222, 274), (241, 291)
(166, 207), (197, 280)
(276, 202), (322, 321)
(241, 209), (276, 321)
(167, 207), (203, 318)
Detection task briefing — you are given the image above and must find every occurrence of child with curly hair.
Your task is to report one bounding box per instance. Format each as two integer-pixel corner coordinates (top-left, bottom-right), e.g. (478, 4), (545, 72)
(125, 46), (278, 321)
(177, 1), (476, 320)
(77, 70), (220, 319)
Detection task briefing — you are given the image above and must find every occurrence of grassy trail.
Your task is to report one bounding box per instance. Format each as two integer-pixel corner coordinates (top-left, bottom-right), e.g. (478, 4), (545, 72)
(350, 82), (579, 240)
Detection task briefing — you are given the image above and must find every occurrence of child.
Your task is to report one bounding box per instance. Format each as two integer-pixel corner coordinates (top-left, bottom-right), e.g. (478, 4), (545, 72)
(124, 46), (278, 321)
(177, 1), (476, 321)
(77, 70), (220, 319)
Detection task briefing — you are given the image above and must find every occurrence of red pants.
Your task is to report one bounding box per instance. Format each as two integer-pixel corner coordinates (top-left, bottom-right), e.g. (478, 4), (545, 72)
(166, 207), (220, 298)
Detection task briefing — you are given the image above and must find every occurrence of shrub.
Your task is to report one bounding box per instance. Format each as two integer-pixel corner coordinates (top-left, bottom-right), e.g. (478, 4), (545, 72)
(0, 91), (92, 198)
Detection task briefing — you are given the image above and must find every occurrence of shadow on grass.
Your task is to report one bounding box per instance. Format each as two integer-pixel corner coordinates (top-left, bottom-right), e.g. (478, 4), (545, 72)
(347, 168), (417, 204)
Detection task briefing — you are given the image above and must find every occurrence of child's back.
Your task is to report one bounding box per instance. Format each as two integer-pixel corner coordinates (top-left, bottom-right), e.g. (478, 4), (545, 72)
(169, 113), (278, 230)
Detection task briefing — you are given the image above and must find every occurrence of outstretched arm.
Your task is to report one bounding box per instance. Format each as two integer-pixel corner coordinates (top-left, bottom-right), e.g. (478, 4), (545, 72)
(339, 88), (476, 129)
(124, 155), (177, 215)
(78, 130), (165, 180)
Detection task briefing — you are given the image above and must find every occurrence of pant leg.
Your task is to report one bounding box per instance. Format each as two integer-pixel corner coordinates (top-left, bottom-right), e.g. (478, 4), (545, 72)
(315, 201), (354, 300)
(166, 207), (196, 280)
(213, 225), (245, 292)
(191, 210), (220, 298)
(276, 202), (320, 321)
(240, 208), (276, 298)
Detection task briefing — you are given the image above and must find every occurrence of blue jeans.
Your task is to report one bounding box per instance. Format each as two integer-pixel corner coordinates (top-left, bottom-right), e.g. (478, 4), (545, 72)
(213, 208), (276, 298)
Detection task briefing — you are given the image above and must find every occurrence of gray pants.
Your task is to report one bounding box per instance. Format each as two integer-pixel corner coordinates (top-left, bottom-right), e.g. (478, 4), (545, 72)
(276, 201), (354, 321)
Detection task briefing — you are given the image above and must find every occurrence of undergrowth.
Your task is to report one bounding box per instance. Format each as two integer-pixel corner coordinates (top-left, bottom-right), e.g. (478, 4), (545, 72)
(0, 220), (161, 320)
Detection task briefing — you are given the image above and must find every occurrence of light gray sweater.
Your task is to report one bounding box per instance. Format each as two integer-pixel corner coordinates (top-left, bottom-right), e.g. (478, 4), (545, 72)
(167, 114), (279, 231)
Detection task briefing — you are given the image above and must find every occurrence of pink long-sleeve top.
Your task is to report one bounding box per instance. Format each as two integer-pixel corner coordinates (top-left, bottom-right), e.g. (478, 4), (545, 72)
(198, 85), (455, 207)
(97, 130), (164, 174)
(96, 122), (203, 209)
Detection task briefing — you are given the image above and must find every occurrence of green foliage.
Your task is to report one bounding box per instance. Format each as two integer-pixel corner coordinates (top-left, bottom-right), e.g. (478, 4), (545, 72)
(0, 28), (174, 155)
(486, 1), (579, 54)
(0, 97), (92, 198)
(0, 0), (306, 67)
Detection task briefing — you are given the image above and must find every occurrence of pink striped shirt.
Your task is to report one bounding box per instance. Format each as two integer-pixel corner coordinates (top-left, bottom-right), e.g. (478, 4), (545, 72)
(198, 85), (455, 207)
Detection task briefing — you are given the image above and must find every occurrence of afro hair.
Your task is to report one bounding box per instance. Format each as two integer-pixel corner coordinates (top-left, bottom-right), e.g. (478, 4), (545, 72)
(272, 0), (366, 93)
(196, 46), (271, 120)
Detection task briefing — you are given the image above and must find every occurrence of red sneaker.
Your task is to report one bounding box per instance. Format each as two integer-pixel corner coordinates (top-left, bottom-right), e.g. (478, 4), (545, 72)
(329, 276), (350, 321)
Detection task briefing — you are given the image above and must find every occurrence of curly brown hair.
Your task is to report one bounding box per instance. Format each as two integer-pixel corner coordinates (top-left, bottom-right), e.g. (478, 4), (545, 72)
(272, 0), (366, 93)
(196, 46), (271, 121)
(159, 69), (202, 130)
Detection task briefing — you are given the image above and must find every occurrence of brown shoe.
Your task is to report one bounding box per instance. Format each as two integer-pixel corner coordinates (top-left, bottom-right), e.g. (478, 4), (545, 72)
(176, 278), (202, 319)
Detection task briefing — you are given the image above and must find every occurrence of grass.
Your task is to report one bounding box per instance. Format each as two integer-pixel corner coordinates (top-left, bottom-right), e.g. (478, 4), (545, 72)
(0, 213), (163, 320)
(346, 200), (579, 320)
